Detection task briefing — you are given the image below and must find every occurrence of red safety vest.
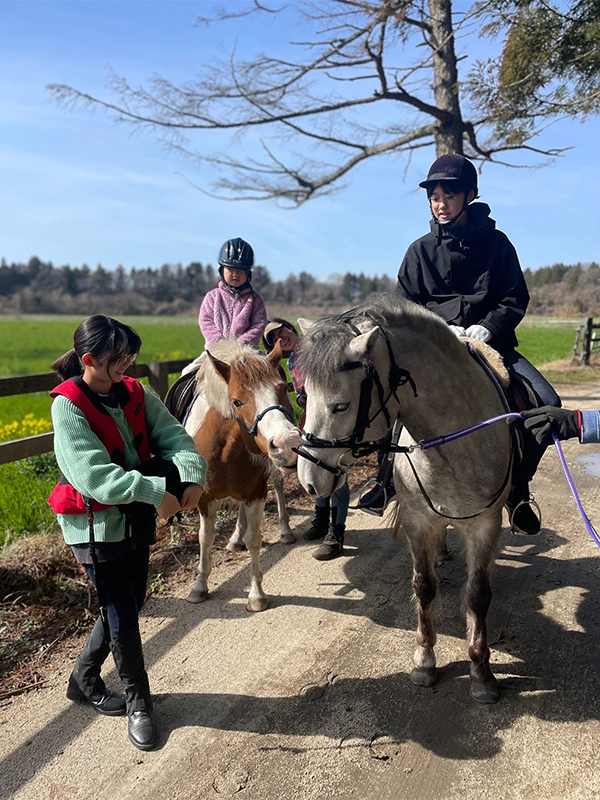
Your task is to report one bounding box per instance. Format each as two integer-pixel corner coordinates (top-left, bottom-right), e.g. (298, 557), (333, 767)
(48, 376), (151, 515)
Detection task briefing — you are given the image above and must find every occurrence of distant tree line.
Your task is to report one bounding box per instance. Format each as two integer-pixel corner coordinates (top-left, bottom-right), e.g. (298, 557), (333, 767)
(1, 256), (598, 317)
(523, 262), (600, 316)
(0, 256), (396, 315)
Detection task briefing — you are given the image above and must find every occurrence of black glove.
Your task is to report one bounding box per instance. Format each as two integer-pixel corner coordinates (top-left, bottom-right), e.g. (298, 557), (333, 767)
(521, 406), (580, 446)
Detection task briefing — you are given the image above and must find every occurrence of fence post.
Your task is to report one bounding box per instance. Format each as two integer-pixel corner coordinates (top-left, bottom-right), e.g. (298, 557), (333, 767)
(584, 317), (594, 365)
(147, 361), (169, 399)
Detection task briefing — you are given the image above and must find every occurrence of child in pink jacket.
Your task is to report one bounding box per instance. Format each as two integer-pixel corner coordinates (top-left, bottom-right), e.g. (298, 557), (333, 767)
(198, 237), (267, 348)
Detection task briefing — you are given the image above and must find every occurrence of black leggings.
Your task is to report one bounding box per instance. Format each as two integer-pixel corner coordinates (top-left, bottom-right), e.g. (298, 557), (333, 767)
(84, 546), (149, 635)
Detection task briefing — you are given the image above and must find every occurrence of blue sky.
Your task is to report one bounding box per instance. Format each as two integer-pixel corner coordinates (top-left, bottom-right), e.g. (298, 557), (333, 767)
(1, 1), (598, 283)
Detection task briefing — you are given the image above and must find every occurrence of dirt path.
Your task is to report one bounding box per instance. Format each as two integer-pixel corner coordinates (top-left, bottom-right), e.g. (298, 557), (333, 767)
(2, 383), (600, 800)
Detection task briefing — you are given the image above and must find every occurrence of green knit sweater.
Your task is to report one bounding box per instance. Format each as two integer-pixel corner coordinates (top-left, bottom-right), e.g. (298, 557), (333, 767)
(51, 383), (207, 545)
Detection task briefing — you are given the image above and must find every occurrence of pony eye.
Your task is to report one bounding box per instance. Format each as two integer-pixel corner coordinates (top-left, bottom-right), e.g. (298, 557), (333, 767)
(233, 399), (243, 408)
(332, 402), (350, 414)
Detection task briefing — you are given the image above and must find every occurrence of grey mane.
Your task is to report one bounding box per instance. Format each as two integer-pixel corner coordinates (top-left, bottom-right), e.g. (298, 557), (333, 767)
(297, 293), (450, 382)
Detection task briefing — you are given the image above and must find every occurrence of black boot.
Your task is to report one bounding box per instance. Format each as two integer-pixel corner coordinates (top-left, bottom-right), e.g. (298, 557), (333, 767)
(303, 501), (331, 541)
(507, 482), (541, 536)
(110, 623), (157, 751)
(312, 523), (345, 561)
(66, 617), (126, 716)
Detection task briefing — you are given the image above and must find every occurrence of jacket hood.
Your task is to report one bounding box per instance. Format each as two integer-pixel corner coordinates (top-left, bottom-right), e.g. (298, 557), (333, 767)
(430, 202), (495, 244)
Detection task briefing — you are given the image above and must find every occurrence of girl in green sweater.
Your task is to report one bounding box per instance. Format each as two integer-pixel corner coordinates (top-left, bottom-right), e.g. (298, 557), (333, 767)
(50, 315), (207, 751)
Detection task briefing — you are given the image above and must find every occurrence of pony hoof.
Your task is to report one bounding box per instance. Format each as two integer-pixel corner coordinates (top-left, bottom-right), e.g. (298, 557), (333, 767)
(410, 667), (437, 687)
(186, 589), (209, 604)
(246, 597), (268, 613)
(279, 532), (296, 545)
(227, 541), (246, 552)
(470, 680), (500, 704)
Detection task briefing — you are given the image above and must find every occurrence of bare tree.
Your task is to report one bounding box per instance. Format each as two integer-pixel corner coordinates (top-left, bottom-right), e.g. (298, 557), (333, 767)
(48, 0), (599, 206)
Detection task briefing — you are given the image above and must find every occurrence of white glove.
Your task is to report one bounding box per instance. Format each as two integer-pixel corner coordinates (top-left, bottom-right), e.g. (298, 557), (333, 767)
(465, 324), (492, 343)
(449, 325), (467, 337)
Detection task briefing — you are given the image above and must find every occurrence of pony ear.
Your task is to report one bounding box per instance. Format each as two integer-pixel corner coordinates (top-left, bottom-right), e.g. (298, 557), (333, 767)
(347, 327), (379, 359)
(207, 352), (231, 384)
(297, 318), (314, 335)
(267, 339), (283, 368)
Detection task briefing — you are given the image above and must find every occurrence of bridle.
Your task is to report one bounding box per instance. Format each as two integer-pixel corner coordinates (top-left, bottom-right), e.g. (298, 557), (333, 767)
(292, 315), (417, 477)
(230, 399), (294, 438)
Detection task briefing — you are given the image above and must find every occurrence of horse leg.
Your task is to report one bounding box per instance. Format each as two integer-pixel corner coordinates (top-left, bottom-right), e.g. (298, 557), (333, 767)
(435, 526), (451, 564)
(242, 499), (268, 613)
(227, 504), (247, 552)
(463, 516), (502, 704)
(407, 529), (441, 687)
(186, 502), (218, 604)
(272, 468), (295, 544)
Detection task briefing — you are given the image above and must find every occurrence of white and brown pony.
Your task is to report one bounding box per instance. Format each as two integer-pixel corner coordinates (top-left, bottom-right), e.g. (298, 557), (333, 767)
(184, 339), (298, 611)
(295, 295), (514, 703)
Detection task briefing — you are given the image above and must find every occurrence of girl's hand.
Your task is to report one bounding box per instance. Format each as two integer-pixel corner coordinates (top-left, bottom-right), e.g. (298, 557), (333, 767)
(157, 491), (182, 520)
(180, 483), (204, 509)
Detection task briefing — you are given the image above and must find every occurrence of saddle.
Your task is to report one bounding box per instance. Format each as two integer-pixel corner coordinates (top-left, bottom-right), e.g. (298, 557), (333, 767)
(466, 340), (541, 467)
(164, 367), (200, 425)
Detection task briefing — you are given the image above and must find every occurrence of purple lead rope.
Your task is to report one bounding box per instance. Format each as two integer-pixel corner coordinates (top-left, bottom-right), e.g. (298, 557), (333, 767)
(417, 412), (600, 550)
(552, 433), (600, 549)
(418, 412), (524, 451)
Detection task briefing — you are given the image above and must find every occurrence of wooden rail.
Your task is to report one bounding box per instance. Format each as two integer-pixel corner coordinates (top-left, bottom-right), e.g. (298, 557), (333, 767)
(0, 359), (190, 465)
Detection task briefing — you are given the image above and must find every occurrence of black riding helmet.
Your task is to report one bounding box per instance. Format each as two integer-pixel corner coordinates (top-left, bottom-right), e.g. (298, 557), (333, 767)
(218, 237), (254, 286)
(419, 153), (478, 195)
(218, 237), (254, 270)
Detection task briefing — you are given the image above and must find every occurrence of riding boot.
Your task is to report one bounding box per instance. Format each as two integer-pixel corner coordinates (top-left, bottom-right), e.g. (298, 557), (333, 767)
(66, 616), (126, 716)
(506, 483), (541, 536)
(303, 501), (331, 541)
(109, 622), (157, 751)
(312, 523), (345, 561)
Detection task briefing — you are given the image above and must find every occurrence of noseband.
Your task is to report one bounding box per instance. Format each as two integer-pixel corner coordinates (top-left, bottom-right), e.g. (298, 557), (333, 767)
(293, 316), (417, 476)
(230, 400), (295, 438)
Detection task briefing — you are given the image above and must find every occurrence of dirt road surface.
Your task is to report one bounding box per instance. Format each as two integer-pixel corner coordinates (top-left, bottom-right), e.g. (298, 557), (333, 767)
(2, 382), (600, 800)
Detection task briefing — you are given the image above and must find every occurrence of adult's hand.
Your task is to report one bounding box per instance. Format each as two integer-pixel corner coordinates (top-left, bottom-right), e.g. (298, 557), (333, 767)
(180, 483), (204, 510)
(521, 406), (580, 446)
(465, 324), (492, 342)
(157, 490), (182, 520)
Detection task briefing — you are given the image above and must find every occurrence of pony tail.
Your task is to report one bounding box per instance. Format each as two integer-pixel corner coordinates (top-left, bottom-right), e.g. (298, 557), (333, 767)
(51, 349), (82, 381)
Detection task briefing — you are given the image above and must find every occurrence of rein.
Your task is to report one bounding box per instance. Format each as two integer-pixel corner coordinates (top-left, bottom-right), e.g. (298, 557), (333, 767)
(230, 400), (294, 438)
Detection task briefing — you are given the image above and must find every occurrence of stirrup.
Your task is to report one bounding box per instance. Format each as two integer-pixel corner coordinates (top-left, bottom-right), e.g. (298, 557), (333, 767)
(354, 478), (387, 517)
(508, 495), (542, 535)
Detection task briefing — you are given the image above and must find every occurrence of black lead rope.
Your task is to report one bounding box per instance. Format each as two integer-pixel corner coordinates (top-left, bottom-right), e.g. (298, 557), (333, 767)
(84, 497), (111, 642)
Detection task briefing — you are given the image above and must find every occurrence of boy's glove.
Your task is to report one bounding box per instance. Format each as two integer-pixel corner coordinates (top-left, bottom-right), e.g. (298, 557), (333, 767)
(465, 324), (492, 343)
(449, 325), (467, 337)
(521, 406), (580, 446)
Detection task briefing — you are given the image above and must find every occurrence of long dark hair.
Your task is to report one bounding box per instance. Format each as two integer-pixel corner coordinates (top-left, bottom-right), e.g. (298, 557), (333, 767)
(51, 315), (142, 381)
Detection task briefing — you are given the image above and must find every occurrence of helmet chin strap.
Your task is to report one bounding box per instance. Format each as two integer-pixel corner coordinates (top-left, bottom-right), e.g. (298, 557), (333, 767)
(431, 196), (470, 227)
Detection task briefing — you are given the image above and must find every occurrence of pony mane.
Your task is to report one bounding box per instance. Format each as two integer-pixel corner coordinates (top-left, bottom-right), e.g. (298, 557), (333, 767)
(297, 293), (452, 382)
(195, 339), (280, 417)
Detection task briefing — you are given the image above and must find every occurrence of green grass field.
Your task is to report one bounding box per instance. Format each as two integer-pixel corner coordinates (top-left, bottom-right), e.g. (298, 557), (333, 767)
(0, 315), (581, 548)
(0, 316), (205, 426)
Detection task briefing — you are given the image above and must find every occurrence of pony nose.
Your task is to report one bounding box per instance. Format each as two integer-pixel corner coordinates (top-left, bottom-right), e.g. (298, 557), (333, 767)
(270, 429), (300, 455)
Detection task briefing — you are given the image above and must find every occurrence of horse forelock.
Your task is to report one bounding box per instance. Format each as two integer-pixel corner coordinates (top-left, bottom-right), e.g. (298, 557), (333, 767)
(197, 339), (280, 417)
(297, 294), (452, 382)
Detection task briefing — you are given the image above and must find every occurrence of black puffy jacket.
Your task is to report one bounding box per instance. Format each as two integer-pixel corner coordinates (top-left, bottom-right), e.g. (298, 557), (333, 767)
(396, 203), (529, 351)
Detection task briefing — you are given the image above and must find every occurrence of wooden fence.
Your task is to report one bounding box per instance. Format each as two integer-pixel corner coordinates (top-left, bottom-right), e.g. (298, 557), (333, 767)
(571, 317), (600, 366)
(0, 359), (189, 465)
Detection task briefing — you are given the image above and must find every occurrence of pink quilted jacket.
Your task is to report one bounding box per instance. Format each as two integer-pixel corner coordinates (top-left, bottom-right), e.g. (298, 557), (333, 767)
(198, 282), (267, 348)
